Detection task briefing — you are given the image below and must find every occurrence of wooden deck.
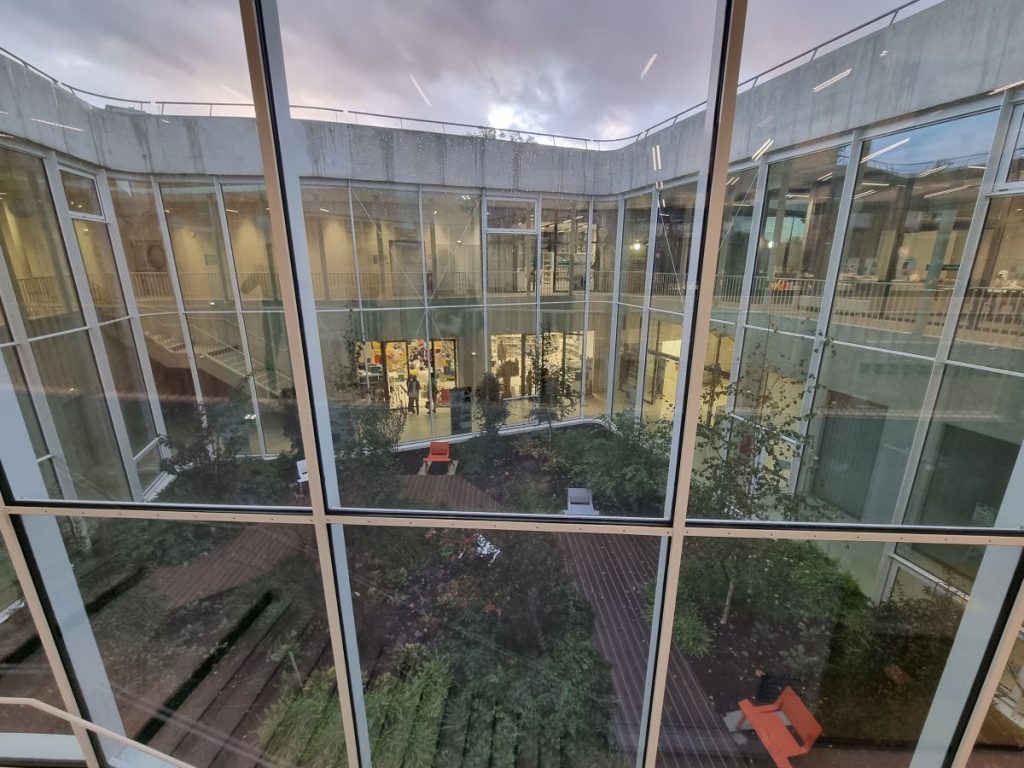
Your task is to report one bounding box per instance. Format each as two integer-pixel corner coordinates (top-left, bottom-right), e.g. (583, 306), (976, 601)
(559, 533), (748, 768)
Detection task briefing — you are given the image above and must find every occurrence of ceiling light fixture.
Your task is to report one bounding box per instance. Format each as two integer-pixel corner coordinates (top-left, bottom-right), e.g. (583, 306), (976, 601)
(853, 189), (877, 199)
(30, 118), (83, 132)
(923, 184), (973, 199)
(918, 164), (947, 178)
(812, 68), (853, 93)
(861, 137), (910, 163)
(751, 138), (774, 162)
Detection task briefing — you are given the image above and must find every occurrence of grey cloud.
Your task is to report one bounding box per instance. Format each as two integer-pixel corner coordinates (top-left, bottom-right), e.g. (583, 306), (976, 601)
(1, 0), (917, 138)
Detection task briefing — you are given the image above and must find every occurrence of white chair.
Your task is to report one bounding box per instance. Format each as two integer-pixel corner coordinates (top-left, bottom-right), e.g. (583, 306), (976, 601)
(565, 487), (597, 516)
(296, 459), (309, 491)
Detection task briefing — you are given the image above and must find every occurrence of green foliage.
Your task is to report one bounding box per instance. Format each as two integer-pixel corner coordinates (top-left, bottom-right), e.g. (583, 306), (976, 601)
(260, 660), (452, 768)
(552, 415), (672, 516)
(474, 372), (509, 438)
(530, 323), (580, 432)
(156, 383), (295, 505)
(328, 323), (407, 506)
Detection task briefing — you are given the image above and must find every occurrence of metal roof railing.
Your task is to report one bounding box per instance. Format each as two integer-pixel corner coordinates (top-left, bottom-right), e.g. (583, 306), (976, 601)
(0, 0), (932, 150)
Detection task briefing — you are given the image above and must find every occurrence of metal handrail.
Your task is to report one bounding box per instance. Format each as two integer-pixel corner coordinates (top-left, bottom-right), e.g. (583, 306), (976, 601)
(0, 0), (930, 147)
(0, 696), (195, 768)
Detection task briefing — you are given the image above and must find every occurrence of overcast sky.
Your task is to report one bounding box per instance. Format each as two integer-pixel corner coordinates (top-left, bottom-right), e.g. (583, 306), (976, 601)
(0, 0), (940, 139)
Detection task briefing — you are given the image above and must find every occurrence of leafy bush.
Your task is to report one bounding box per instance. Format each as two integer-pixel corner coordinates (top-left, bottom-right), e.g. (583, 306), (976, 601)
(553, 415), (673, 516)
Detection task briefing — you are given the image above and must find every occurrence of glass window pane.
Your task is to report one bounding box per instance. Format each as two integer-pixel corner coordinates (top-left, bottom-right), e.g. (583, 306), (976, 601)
(713, 168), (758, 323)
(424, 191), (482, 305)
(59, 169), (101, 216)
(541, 198), (587, 300)
(733, 326), (813, 431)
(224, 184), (281, 309)
(749, 147), (849, 335)
(0, 536), (75, 740)
(657, 536), (990, 766)
(584, 302), (612, 418)
(619, 194), (651, 304)
(302, 184), (358, 307)
(1008, 111), (1024, 184)
(108, 178), (177, 313)
(702, 320), (735, 424)
(428, 306), (485, 439)
(642, 312), (682, 422)
(488, 304), (538, 427)
(138, 313), (199, 444)
(242, 310), (295, 455)
(2, 345), (47, 457)
(99, 320), (156, 455)
(967, 622), (1024, 766)
(906, 366), (1024, 532)
(0, 147), (83, 337)
(184, 312), (260, 454)
(612, 306), (643, 417)
(74, 220), (127, 321)
(952, 195), (1024, 372)
(351, 187), (422, 308)
(651, 183), (697, 311)
(38, 456), (62, 498)
(487, 199), (535, 230)
(55, 519), (333, 766)
(135, 442), (162, 493)
(589, 200), (619, 299)
(161, 183), (234, 310)
(539, 302), (585, 418)
(343, 526), (659, 767)
(801, 346), (932, 524)
(31, 331), (129, 501)
(486, 233), (538, 303)
(832, 112), (997, 355)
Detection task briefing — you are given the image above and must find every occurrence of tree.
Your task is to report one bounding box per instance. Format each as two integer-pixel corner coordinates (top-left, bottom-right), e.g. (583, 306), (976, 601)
(530, 323), (579, 436)
(329, 324), (407, 506)
(156, 382), (293, 505)
(684, 353), (825, 626)
(474, 371), (509, 438)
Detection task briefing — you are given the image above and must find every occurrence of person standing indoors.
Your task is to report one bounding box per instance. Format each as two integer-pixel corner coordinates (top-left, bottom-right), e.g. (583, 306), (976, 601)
(407, 373), (421, 414)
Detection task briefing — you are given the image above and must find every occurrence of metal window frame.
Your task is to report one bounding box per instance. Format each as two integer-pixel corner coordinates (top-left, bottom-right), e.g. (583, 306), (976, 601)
(3, 3), (1024, 768)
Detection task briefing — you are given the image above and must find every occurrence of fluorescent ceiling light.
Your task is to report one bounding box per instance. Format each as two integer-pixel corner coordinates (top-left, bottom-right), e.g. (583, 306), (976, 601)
(319, 208), (330, 213)
(30, 118), (82, 132)
(853, 189), (877, 199)
(651, 144), (662, 171)
(751, 138), (774, 161)
(817, 172), (833, 182)
(968, 165), (987, 170)
(786, 193), (810, 199)
(224, 208), (239, 214)
(861, 137), (910, 163)
(813, 68), (853, 93)
(918, 164), (947, 178)
(923, 184), (973, 199)
(863, 181), (890, 187)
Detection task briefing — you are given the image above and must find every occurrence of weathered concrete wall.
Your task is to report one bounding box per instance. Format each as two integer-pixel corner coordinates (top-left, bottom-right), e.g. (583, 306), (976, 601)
(1, 0), (1020, 194)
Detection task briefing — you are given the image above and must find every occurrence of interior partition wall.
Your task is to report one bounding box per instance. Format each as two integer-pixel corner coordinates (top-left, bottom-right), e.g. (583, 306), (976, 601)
(2, 0), (1024, 767)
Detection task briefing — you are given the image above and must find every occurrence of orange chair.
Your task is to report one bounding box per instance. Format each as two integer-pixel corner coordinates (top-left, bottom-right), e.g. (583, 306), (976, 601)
(738, 687), (822, 768)
(423, 441), (451, 471)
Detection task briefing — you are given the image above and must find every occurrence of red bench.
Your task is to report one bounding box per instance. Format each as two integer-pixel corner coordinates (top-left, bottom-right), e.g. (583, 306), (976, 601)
(738, 687), (822, 768)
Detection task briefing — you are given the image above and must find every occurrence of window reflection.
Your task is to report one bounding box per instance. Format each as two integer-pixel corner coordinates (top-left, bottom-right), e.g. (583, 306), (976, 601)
(618, 194), (651, 303)
(351, 187), (422, 308)
(651, 183), (697, 311)
(343, 526), (659, 767)
(953, 195), (1024, 371)
(302, 184), (358, 307)
(750, 147), (849, 335)
(161, 183), (234, 311)
(832, 112), (997, 355)
(0, 147), (83, 337)
(657, 537), (981, 767)
(424, 191), (482, 305)
(713, 167), (758, 323)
